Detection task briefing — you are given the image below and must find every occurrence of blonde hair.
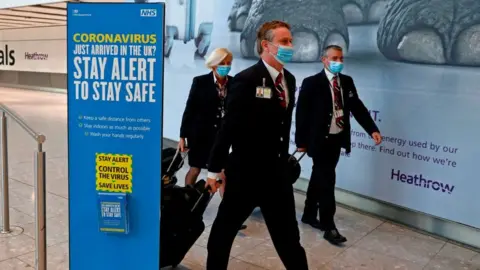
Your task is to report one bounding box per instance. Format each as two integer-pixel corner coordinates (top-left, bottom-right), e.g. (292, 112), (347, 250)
(205, 48), (233, 68)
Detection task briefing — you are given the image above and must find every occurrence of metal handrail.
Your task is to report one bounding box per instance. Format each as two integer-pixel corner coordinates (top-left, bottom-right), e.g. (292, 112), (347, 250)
(0, 102), (47, 270)
(0, 103), (46, 145)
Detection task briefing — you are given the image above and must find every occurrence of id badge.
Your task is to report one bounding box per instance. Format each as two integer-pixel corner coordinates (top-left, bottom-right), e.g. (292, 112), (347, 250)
(334, 109), (344, 118)
(256, 87), (264, 98)
(263, 88), (272, 99)
(256, 87), (272, 99)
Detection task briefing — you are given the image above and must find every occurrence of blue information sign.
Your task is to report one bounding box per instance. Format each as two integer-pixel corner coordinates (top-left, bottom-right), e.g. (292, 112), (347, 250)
(67, 3), (164, 270)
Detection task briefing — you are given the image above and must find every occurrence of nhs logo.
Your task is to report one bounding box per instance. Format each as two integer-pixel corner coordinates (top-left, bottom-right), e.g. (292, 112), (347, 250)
(140, 9), (157, 17)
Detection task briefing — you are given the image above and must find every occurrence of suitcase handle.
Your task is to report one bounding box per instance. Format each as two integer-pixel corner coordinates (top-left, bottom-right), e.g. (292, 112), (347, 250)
(289, 150), (307, 164)
(190, 180), (222, 212)
(165, 147), (188, 174)
(162, 147), (188, 185)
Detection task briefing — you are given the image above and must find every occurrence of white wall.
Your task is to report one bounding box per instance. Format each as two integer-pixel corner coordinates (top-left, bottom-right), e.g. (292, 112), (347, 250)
(0, 1), (127, 73)
(0, 0), (64, 9)
(0, 0), (124, 9)
(0, 25), (65, 40)
(0, 26), (66, 74)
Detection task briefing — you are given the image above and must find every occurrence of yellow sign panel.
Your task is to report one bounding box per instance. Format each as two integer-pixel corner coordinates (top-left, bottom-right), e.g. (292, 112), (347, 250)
(95, 153), (133, 193)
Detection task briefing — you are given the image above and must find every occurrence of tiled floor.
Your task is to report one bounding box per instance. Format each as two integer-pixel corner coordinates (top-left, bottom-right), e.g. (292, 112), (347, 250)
(0, 87), (479, 269)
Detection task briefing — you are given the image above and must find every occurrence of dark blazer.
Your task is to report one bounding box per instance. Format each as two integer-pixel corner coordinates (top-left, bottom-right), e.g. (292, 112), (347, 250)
(295, 70), (379, 157)
(208, 60), (296, 175)
(180, 72), (233, 143)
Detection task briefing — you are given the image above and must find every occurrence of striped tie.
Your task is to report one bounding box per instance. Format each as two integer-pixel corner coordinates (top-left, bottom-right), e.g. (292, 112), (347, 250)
(275, 73), (287, 108)
(332, 76), (344, 128)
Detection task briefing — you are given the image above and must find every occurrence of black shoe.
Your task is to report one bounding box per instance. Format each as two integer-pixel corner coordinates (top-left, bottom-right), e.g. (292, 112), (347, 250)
(301, 217), (325, 231)
(323, 229), (347, 245)
(240, 224), (247, 230)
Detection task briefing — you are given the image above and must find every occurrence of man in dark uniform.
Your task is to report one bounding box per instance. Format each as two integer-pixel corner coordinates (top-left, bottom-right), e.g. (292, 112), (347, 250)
(295, 45), (382, 245)
(204, 20), (309, 270)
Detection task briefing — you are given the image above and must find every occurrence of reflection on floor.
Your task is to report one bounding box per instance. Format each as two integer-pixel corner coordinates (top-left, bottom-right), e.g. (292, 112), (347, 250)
(0, 87), (479, 269)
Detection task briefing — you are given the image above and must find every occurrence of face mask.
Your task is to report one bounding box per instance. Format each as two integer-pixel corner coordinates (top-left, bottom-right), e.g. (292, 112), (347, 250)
(328, 61), (344, 74)
(216, 65), (231, 77)
(269, 43), (294, 64)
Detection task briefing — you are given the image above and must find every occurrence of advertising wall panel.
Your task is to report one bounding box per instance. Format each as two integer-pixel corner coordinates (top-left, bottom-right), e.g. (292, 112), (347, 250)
(134, 0), (480, 229)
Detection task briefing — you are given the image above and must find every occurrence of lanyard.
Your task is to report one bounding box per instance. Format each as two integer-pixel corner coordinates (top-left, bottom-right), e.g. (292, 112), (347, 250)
(216, 83), (227, 118)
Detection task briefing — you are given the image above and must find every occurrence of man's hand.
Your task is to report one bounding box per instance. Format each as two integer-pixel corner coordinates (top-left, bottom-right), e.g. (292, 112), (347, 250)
(205, 177), (220, 193)
(372, 132), (382, 145)
(218, 170), (226, 182)
(179, 138), (188, 152)
(296, 148), (307, 152)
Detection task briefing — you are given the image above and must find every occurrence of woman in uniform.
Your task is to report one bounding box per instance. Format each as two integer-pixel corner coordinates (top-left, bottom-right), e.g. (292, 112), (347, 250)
(179, 47), (232, 187)
(179, 48), (246, 230)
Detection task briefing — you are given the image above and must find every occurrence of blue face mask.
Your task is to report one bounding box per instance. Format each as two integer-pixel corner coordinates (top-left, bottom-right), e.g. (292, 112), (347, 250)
(329, 61), (344, 74)
(216, 65), (231, 77)
(270, 43), (294, 64)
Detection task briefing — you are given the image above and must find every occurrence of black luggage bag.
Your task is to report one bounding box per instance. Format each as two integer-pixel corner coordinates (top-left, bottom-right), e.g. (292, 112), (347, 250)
(160, 147), (216, 268)
(286, 150), (307, 184)
(160, 180), (214, 268)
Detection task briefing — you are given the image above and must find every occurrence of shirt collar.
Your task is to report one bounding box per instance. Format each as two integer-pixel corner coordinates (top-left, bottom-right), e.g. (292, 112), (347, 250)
(213, 72), (227, 86)
(262, 60), (283, 82)
(324, 68), (336, 81)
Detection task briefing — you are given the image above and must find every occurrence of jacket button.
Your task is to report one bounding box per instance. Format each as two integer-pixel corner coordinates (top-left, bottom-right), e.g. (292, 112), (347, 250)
(214, 124), (217, 128)
(325, 135), (329, 138)
(280, 137), (283, 141)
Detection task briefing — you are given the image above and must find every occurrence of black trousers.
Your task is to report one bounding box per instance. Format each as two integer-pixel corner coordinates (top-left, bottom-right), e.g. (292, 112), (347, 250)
(304, 133), (343, 230)
(206, 169), (308, 270)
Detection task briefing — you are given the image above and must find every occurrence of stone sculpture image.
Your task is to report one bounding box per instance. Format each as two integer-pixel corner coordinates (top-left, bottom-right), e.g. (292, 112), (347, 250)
(227, 0), (480, 67)
(227, 0), (388, 32)
(377, 0), (480, 66)
(240, 0), (350, 62)
(227, 0), (252, 32)
(339, 0), (388, 25)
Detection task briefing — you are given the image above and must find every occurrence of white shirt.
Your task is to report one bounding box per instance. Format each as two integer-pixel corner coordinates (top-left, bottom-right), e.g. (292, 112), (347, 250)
(324, 68), (344, 134)
(262, 60), (289, 107)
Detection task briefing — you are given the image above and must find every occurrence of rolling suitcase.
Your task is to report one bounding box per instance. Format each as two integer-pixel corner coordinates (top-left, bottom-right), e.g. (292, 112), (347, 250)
(160, 179), (215, 268)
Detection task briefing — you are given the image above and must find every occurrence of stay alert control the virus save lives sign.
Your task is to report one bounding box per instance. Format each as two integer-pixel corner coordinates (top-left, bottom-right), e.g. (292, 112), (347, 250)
(96, 153), (133, 193)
